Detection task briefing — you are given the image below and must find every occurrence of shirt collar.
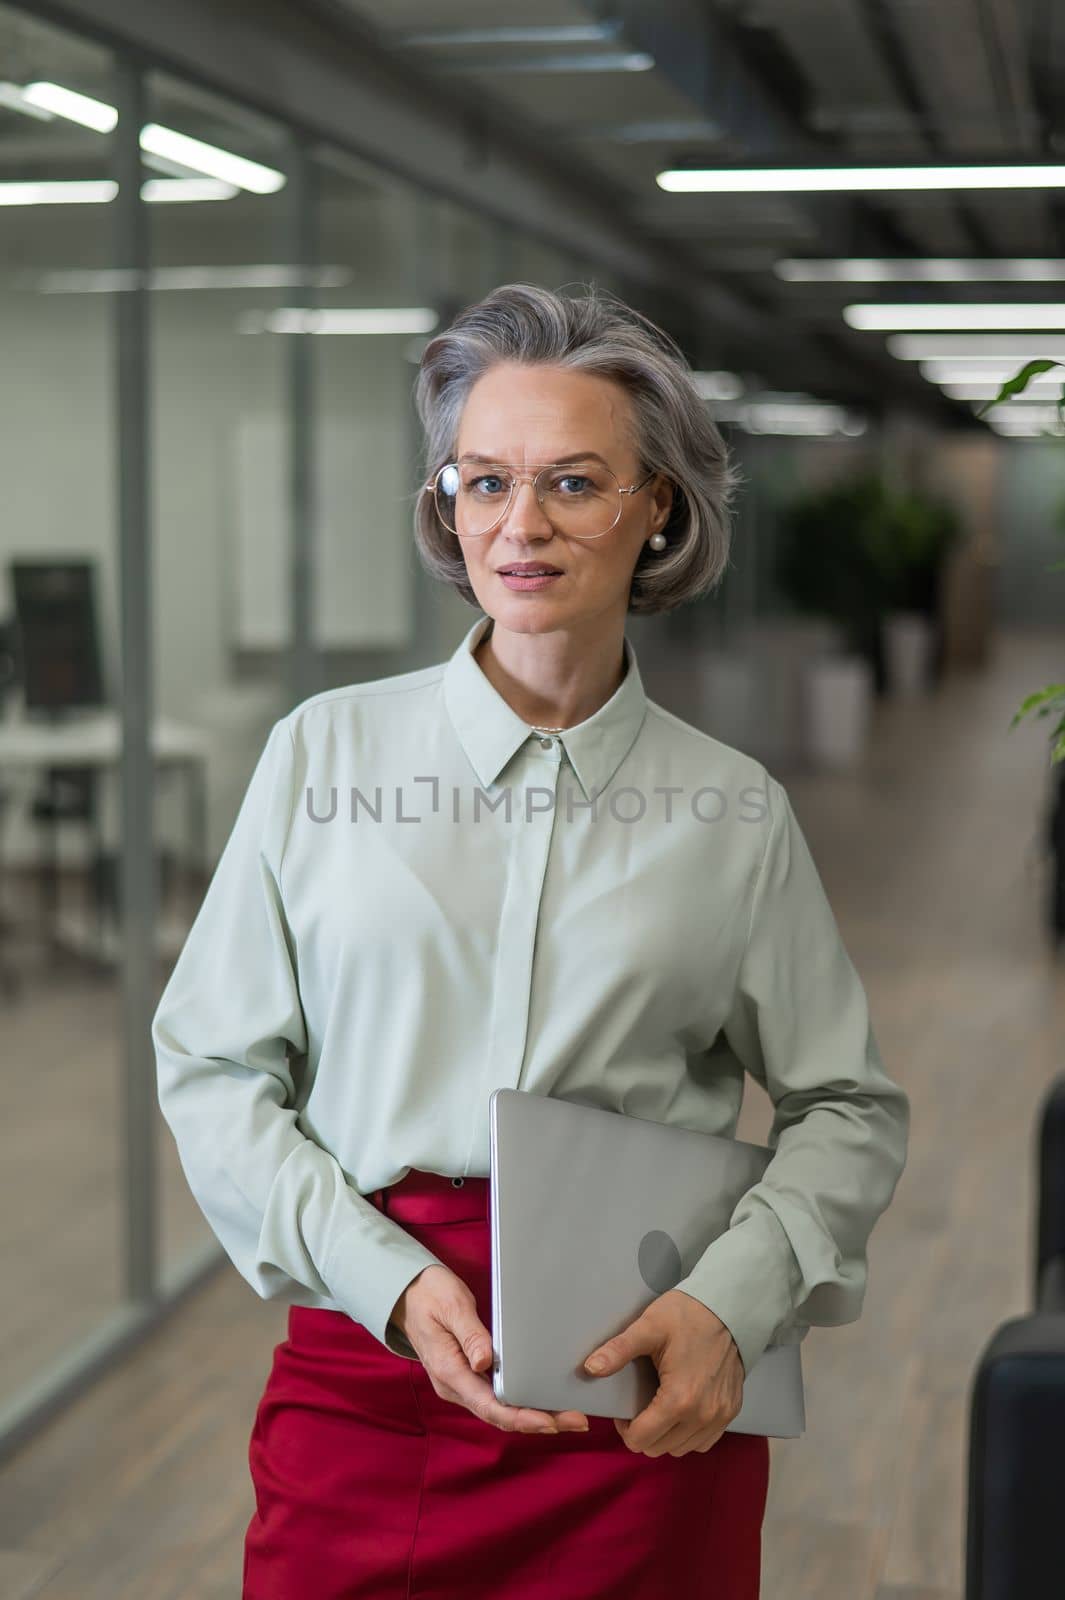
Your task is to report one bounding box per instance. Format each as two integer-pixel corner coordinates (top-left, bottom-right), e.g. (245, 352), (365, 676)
(442, 614), (648, 802)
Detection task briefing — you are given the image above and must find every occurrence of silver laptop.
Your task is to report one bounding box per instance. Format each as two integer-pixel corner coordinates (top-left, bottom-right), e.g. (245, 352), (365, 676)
(488, 1087), (806, 1438)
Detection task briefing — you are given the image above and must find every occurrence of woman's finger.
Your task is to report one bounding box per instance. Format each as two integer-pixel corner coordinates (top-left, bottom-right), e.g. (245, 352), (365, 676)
(435, 1343), (563, 1430)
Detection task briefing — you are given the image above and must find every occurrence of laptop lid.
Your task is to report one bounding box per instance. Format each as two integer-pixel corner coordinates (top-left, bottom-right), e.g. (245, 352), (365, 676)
(488, 1087), (806, 1439)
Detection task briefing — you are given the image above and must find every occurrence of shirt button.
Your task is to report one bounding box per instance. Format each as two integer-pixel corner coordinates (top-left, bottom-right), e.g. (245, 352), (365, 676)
(451, 1176), (465, 1187)
(538, 736), (553, 749)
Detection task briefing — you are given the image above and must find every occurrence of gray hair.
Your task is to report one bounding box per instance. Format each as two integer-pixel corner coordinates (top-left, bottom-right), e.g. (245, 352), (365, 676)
(411, 281), (738, 614)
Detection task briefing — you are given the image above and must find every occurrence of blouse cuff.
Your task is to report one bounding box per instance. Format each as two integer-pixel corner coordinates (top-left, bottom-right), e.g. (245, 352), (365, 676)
(670, 1209), (805, 1380)
(322, 1219), (444, 1361)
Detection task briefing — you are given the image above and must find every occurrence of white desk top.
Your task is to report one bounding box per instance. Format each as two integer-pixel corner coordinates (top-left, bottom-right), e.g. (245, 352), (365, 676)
(0, 710), (211, 767)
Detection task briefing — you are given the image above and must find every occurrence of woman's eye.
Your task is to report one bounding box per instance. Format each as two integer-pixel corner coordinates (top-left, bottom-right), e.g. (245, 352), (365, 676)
(469, 475), (507, 495)
(556, 476), (590, 494)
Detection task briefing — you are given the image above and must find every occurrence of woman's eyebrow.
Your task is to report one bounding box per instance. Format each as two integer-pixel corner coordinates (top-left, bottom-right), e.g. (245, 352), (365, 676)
(460, 451), (609, 466)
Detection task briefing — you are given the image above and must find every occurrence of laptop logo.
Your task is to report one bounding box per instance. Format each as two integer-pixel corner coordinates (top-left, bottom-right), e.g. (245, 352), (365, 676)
(637, 1230), (683, 1295)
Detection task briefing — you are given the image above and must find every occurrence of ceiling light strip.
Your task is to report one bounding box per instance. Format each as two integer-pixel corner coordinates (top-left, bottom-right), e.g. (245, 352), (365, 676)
(659, 164), (1065, 193)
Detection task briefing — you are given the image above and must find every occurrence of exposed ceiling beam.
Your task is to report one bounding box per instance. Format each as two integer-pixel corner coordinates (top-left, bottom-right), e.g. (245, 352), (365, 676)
(878, 0), (1051, 256)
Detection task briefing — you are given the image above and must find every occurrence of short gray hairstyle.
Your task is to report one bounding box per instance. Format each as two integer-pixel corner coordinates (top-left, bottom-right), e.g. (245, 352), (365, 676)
(412, 281), (738, 614)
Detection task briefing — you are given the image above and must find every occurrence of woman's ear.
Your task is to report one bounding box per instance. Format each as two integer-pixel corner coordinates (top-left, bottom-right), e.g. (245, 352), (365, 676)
(651, 475), (675, 532)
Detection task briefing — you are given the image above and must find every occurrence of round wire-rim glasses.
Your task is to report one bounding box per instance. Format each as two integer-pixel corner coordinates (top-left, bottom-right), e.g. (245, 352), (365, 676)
(424, 458), (656, 540)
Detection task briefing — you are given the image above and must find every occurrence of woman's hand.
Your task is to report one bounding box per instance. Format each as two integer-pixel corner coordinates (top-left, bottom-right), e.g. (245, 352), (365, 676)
(391, 1265), (590, 1435)
(582, 1289), (744, 1456)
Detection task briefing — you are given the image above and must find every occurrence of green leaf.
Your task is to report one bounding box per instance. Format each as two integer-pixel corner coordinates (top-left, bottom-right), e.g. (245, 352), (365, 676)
(975, 359), (1064, 417)
(1010, 691), (1061, 732)
(1013, 684), (1065, 720)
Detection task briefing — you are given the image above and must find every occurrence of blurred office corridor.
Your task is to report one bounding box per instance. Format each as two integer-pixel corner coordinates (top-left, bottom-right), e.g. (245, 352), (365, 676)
(4, 0), (1065, 1594)
(2, 621), (1063, 1600)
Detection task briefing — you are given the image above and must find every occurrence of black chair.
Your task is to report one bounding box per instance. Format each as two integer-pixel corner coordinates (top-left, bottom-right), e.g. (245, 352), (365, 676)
(1046, 761), (1065, 942)
(8, 559), (110, 962)
(29, 763), (103, 946)
(965, 1075), (1065, 1597)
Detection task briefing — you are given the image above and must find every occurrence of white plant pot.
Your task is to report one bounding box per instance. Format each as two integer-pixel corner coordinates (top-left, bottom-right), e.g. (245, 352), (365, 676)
(883, 609), (933, 697)
(698, 650), (757, 748)
(803, 654), (873, 769)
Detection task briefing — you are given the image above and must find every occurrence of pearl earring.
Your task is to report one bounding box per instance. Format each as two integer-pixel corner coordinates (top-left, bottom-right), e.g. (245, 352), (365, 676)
(648, 531), (667, 551)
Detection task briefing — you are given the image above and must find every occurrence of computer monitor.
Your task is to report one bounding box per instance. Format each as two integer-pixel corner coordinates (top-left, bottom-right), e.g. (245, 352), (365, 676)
(10, 560), (105, 713)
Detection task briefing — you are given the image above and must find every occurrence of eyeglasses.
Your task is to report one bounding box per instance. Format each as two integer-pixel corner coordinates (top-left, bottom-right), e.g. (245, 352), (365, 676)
(425, 458), (656, 540)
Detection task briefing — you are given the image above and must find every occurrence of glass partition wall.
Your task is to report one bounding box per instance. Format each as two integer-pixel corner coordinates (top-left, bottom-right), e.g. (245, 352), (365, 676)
(143, 71), (297, 1290)
(0, 0), (681, 1461)
(0, 4), (125, 1436)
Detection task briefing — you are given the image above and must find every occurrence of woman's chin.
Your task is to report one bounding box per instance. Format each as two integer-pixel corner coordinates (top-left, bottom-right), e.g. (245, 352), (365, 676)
(479, 586), (575, 630)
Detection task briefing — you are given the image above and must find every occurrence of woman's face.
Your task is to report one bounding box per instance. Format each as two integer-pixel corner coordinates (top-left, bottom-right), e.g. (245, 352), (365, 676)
(450, 361), (672, 637)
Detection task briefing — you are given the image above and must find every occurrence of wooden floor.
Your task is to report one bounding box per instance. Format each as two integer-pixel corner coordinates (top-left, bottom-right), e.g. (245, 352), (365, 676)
(3, 623), (1065, 1599)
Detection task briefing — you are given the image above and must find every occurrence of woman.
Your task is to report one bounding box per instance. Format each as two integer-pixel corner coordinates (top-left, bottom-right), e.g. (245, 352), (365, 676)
(153, 282), (909, 1599)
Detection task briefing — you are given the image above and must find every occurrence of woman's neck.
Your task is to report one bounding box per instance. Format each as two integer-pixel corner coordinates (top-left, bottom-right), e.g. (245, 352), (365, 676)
(473, 618), (627, 732)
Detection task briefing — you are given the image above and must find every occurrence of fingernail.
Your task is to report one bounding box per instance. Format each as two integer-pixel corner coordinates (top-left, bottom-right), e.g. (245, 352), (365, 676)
(536, 1424), (559, 1434)
(585, 1356), (606, 1373)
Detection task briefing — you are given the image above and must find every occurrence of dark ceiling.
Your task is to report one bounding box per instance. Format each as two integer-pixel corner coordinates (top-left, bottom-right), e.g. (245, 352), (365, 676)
(309, 0), (1064, 429)
(4, 0), (1063, 431)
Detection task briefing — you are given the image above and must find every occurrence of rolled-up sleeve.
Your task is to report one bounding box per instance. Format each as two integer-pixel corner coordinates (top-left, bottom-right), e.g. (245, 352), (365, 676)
(152, 715), (444, 1360)
(672, 774), (910, 1379)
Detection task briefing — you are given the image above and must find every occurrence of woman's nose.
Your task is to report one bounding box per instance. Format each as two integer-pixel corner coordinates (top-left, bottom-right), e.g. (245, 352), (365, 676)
(501, 479), (554, 537)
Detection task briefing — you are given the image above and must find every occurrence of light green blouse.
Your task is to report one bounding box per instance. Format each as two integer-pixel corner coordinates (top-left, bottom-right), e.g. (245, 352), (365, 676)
(153, 613), (909, 1378)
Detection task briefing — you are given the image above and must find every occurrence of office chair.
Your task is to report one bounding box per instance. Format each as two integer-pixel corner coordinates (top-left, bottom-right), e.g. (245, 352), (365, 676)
(965, 1075), (1065, 1597)
(9, 560), (108, 961)
(30, 764), (103, 948)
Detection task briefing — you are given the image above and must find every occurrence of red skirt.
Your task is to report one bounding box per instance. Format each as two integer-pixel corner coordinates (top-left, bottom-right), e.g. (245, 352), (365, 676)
(243, 1169), (770, 1599)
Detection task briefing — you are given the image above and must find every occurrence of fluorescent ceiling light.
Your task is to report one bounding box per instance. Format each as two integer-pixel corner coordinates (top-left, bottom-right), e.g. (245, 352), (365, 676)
(985, 407), (1065, 437)
(400, 23), (622, 46)
(887, 334), (1065, 360)
(142, 177), (238, 202)
(164, 264), (352, 289)
(919, 361), (1065, 385)
(141, 150), (219, 180)
(21, 80), (117, 132)
(940, 381), (1065, 401)
(239, 307), (440, 335)
(0, 81), (55, 120)
(709, 395), (866, 436)
(0, 180), (117, 205)
(658, 163), (1065, 193)
(0, 175), (275, 206)
(845, 304), (1065, 331)
(1, 78), (284, 196)
(776, 257), (1065, 282)
(691, 370), (745, 400)
(140, 124), (284, 194)
(437, 50), (654, 73)
(33, 265), (353, 293)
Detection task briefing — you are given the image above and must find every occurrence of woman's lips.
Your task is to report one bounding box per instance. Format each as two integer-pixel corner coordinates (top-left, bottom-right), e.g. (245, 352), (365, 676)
(497, 570), (563, 591)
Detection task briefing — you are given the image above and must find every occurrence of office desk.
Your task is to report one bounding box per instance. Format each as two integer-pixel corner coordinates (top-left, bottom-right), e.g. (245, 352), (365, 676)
(0, 711), (211, 965)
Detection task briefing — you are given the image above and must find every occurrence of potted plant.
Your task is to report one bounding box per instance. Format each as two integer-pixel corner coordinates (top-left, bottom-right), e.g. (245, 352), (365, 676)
(878, 490), (960, 697)
(772, 473), (894, 768)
